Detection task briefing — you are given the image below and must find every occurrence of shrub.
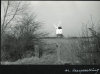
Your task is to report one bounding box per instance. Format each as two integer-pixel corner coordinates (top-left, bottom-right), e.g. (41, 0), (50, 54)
(71, 19), (100, 65)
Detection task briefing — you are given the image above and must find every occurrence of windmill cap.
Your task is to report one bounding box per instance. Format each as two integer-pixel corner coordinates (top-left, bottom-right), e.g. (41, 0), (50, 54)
(58, 26), (62, 29)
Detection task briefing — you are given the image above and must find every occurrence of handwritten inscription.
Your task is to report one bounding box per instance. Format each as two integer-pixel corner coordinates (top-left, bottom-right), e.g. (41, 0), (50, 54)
(65, 68), (99, 74)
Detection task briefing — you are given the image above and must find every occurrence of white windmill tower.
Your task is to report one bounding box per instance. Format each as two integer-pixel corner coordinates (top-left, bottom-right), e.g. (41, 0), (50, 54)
(52, 21), (63, 37)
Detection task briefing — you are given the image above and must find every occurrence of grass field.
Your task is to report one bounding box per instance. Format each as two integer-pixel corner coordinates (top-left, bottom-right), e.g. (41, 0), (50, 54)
(1, 38), (100, 65)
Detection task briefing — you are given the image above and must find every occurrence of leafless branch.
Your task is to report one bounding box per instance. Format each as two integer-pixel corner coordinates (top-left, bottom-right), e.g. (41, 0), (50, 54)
(1, 1), (29, 35)
(1, 1), (10, 34)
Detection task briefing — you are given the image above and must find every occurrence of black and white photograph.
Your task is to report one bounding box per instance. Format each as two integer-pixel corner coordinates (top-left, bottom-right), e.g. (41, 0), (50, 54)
(1, 1), (100, 65)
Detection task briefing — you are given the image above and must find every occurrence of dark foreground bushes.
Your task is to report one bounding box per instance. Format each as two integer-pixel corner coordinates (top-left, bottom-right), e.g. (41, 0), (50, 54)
(1, 33), (34, 61)
(1, 32), (46, 62)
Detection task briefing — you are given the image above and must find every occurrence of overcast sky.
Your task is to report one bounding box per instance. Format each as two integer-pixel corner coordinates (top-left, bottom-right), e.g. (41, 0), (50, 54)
(28, 1), (100, 37)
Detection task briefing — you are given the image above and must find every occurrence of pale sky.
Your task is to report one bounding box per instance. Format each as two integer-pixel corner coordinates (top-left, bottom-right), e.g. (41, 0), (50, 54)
(29, 1), (100, 37)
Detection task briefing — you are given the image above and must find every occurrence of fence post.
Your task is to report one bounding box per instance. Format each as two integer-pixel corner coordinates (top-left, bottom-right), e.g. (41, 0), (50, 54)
(39, 44), (42, 58)
(34, 45), (39, 58)
(56, 42), (61, 61)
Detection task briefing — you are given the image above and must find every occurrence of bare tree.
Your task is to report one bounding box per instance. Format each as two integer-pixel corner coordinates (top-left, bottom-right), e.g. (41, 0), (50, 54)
(1, 1), (29, 35)
(12, 12), (48, 57)
(79, 16), (100, 65)
(12, 12), (48, 38)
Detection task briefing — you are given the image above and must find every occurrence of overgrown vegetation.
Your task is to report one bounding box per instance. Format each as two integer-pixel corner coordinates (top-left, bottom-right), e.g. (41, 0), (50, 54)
(70, 16), (100, 65)
(1, 1), (48, 62)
